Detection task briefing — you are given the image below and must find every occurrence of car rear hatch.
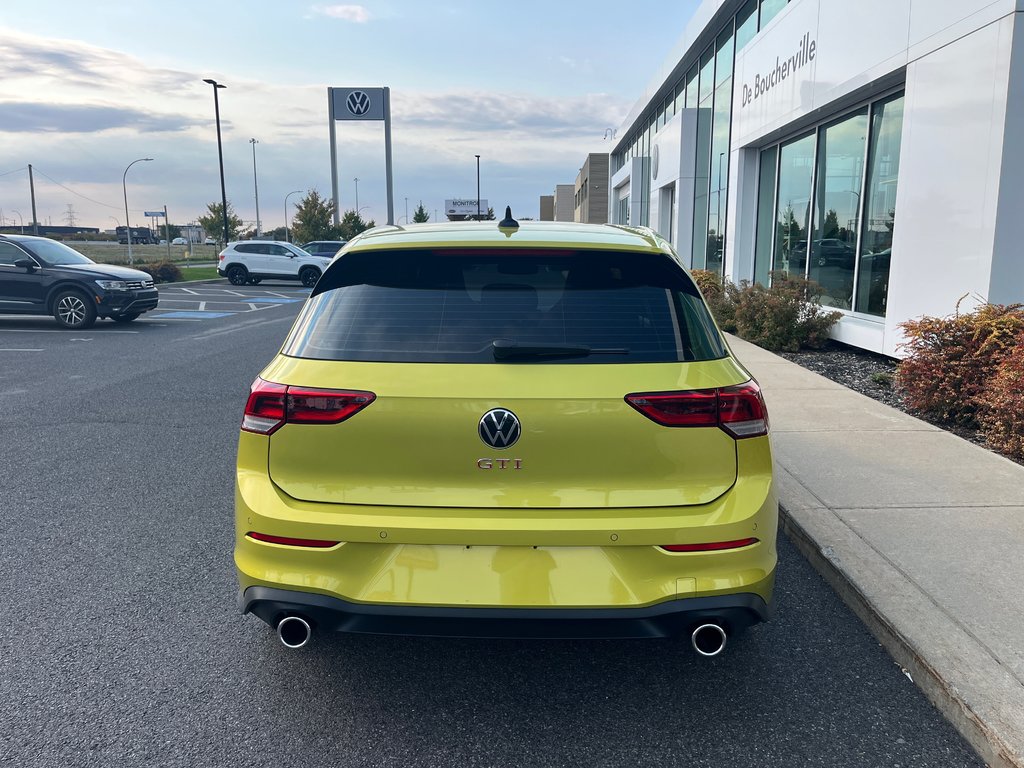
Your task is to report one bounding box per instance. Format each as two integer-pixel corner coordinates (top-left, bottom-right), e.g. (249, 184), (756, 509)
(258, 358), (749, 509)
(254, 246), (752, 509)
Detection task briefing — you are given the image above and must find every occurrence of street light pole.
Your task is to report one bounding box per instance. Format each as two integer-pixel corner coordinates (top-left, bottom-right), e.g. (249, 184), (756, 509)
(284, 189), (303, 242)
(475, 155), (481, 220)
(123, 157), (153, 265)
(203, 78), (230, 245)
(250, 138), (261, 236)
(353, 177), (359, 212)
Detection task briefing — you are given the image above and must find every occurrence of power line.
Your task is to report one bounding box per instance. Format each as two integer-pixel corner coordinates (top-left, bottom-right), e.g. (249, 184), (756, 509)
(32, 166), (122, 211)
(0, 166), (27, 178)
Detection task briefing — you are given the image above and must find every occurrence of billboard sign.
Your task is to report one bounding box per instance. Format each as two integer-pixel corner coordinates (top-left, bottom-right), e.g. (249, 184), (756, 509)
(446, 199), (488, 216)
(330, 88), (386, 121)
(144, 211), (163, 217)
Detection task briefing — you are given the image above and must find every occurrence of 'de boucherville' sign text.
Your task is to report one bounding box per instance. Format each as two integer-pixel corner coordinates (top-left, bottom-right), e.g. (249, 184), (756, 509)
(741, 33), (817, 108)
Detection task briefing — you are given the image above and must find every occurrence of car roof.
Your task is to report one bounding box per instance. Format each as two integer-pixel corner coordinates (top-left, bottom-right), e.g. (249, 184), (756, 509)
(227, 240), (297, 246)
(0, 234), (47, 243)
(344, 220), (672, 255)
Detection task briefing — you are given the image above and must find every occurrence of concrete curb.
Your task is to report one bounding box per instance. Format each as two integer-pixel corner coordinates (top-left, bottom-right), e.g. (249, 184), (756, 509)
(777, 466), (1024, 768)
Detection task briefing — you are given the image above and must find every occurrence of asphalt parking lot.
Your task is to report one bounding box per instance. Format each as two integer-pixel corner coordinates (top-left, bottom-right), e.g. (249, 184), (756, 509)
(0, 280), (984, 767)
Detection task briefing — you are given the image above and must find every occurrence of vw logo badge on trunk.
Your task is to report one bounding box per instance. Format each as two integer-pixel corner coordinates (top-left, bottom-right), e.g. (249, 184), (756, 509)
(479, 409), (521, 449)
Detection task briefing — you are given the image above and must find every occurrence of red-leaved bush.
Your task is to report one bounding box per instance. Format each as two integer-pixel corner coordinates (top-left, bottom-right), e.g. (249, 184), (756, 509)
(977, 329), (1024, 461)
(895, 302), (1024, 427)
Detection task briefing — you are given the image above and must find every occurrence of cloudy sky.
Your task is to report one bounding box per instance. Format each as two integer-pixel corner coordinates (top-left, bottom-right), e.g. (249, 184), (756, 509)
(0, 1), (700, 232)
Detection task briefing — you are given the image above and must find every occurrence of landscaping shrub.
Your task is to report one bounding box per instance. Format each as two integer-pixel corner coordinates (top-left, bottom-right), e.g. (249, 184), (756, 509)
(729, 272), (842, 352)
(895, 301), (1024, 427)
(977, 330), (1024, 461)
(690, 269), (736, 331)
(137, 261), (183, 284)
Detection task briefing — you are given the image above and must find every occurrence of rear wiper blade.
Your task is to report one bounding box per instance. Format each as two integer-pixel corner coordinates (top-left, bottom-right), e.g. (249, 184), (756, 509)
(491, 339), (629, 361)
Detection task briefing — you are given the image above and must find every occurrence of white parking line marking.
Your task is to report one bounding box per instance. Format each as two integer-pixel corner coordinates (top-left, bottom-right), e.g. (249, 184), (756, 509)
(177, 287), (200, 295)
(0, 349), (43, 352)
(199, 301), (207, 311)
(0, 329), (140, 334)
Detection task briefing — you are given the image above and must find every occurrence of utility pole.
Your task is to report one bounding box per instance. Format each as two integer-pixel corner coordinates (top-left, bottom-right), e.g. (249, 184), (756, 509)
(28, 164), (39, 235)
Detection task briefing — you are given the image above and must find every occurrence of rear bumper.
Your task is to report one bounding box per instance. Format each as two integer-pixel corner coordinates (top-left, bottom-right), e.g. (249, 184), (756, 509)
(242, 585), (773, 639)
(235, 432), (778, 620)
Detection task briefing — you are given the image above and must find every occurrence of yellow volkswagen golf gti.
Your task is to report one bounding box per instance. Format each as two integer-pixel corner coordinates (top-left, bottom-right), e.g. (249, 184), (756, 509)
(235, 212), (776, 655)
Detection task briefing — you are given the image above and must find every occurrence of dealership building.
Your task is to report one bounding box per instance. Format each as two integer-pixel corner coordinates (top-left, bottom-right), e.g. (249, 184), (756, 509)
(609, 0), (1024, 356)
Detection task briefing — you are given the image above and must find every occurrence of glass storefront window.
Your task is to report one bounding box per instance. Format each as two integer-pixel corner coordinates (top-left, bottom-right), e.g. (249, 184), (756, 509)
(772, 133), (816, 276)
(685, 64), (698, 110)
(692, 98), (712, 269)
(736, 0), (758, 50)
(692, 49), (715, 270)
(698, 46), (714, 103)
(808, 110), (869, 310)
(715, 25), (734, 86)
(754, 146), (778, 286)
(856, 94), (904, 316)
(759, 0), (788, 29)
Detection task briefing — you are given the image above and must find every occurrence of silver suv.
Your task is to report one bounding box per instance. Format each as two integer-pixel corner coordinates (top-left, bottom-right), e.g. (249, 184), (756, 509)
(217, 241), (332, 287)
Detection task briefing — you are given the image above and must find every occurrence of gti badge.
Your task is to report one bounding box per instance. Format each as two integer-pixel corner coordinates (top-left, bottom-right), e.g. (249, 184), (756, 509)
(479, 408), (521, 449)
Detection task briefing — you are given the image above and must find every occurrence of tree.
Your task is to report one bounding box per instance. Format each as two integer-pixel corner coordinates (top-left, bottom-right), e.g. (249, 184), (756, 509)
(823, 208), (840, 239)
(412, 201), (430, 223)
(198, 201), (243, 243)
(337, 210), (375, 241)
(291, 190), (337, 244)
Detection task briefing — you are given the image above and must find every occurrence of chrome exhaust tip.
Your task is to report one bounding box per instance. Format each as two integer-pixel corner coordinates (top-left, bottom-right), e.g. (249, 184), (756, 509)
(691, 623), (728, 657)
(277, 615), (312, 649)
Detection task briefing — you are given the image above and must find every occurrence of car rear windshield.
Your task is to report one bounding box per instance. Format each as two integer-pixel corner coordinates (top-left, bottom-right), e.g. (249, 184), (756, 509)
(282, 248), (726, 363)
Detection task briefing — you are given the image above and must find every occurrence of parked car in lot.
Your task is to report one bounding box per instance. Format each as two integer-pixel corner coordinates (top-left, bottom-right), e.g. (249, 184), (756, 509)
(171, 237), (187, 245)
(235, 213), (777, 654)
(300, 240), (348, 259)
(204, 237), (217, 246)
(217, 241), (330, 287)
(0, 234), (158, 329)
(811, 238), (856, 268)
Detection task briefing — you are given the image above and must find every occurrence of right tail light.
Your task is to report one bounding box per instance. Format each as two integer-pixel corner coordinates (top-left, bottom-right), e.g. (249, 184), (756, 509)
(625, 381), (768, 438)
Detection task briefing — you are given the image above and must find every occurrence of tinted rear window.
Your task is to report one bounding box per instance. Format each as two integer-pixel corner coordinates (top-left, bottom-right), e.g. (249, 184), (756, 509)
(282, 249), (726, 363)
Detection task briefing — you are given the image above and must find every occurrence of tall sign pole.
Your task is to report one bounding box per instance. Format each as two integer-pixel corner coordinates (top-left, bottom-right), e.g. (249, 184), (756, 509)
(328, 88), (340, 227)
(164, 205), (171, 260)
(383, 87), (394, 226)
(328, 86), (394, 227)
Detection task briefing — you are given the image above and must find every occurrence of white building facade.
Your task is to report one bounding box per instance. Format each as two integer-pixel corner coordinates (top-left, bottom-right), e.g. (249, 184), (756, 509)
(611, 0), (1024, 356)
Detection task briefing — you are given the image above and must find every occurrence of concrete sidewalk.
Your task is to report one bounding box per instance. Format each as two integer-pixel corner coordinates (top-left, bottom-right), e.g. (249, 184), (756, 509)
(728, 335), (1024, 768)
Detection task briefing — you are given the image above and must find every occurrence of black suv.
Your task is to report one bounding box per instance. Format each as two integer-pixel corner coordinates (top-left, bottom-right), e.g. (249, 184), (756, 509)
(301, 240), (348, 258)
(0, 235), (159, 329)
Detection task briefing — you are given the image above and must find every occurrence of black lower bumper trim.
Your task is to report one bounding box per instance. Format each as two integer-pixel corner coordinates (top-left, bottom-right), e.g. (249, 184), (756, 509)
(242, 586), (772, 640)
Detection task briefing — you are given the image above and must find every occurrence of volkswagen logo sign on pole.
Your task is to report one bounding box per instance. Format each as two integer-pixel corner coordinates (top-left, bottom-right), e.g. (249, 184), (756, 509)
(346, 91), (371, 116)
(327, 87), (394, 226)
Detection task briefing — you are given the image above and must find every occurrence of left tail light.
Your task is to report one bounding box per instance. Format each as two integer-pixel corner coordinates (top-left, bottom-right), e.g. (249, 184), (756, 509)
(625, 380), (768, 439)
(242, 377), (375, 435)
